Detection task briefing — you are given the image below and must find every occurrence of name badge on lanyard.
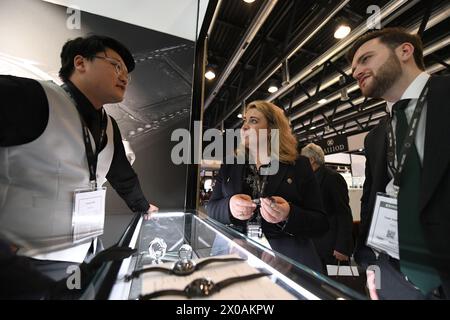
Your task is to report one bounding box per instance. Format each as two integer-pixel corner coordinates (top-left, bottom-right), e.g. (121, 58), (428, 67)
(367, 193), (399, 259)
(72, 187), (106, 243)
(63, 84), (108, 243)
(367, 83), (428, 260)
(247, 231), (273, 250)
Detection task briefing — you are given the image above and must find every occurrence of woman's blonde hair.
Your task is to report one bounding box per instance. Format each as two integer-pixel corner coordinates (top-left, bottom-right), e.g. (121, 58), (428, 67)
(240, 100), (298, 164)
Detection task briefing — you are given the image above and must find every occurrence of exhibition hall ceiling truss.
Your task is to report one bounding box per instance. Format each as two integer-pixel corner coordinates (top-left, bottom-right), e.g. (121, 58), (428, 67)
(203, 0), (450, 144)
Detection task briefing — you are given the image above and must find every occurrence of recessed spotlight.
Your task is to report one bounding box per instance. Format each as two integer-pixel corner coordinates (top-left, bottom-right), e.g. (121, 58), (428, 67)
(243, 0), (256, 3)
(237, 113), (243, 118)
(137, 127), (144, 132)
(318, 98), (328, 104)
(205, 70), (216, 80)
(268, 85), (278, 93)
(129, 130), (136, 136)
(310, 126), (316, 130)
(145, 124), (151, 128)
(334, 25), (351, 39)
(358, 148), (364, 152)
(267, 79), (279, 93)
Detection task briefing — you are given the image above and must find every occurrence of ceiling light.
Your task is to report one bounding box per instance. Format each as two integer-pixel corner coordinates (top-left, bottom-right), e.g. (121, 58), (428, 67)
(237, 113), (243, 118)
(310, 126), (316, 130)
(243, 0), (256, 3)
(205, 70), (216, 80)
(318, 98), (328, 104)
(268, 85), (278, 93)
(334, 25), (351, 39)
(267, 78), (279, 93)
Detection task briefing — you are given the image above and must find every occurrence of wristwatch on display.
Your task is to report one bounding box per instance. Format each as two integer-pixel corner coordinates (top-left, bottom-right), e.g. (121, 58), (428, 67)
(139, 271), (272, 300)
(125, 256), (246, 281)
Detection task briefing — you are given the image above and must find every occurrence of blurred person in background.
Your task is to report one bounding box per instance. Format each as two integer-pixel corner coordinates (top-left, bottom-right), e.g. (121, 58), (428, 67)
(301, 143), (354, 271)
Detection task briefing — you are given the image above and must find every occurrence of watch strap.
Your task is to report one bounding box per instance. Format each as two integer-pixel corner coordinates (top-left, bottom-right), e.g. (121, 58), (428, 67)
(216, 271), (271, 291)
(139, 271), (272, 300)
(125, 266), (171, 281)
(139, 289), (185, 300)
(196, 256), (246, 270)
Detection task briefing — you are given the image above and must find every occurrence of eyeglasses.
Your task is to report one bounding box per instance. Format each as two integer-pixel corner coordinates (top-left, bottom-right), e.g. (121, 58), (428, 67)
(93, 55), (131, 82)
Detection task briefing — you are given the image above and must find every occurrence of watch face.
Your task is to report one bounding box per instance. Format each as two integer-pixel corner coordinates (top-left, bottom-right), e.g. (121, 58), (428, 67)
(178, 244), (193, 260)
(172, 259), (196, 275)
(148, 237), (167, 262)
(184, 278), (215, 297)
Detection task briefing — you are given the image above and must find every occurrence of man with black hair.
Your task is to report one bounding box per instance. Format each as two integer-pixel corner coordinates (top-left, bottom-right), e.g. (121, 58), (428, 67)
(348, 27), (449, 299)
(0, 35), (158, 282)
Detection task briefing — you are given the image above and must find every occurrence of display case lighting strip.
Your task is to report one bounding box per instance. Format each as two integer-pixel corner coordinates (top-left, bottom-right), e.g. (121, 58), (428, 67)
(201, 219), (320, 300)
(108, 216), (144, 300)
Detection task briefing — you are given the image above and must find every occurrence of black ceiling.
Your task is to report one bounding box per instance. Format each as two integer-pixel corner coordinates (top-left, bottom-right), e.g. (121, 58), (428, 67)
(202, 0), (450, 144)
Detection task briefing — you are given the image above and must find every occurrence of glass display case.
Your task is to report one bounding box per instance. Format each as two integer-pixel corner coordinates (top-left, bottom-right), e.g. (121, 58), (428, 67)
(83, 211), (366, 300)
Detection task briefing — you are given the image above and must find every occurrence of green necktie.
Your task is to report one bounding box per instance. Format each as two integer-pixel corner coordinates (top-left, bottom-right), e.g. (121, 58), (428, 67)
(393, 99), (441, 294)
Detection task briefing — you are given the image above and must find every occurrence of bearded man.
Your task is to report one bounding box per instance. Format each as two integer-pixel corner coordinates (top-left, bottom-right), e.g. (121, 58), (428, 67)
(347, 27), (449, 299)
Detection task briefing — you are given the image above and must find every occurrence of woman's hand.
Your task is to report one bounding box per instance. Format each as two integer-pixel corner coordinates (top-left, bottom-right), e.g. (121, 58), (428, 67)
(229, 194), (257, 220)
(260, 196), (290, 224)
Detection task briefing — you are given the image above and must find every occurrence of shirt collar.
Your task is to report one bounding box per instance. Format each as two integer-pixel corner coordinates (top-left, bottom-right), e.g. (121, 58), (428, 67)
(386, 72), (430, 115)
(63, 80), (103, 121)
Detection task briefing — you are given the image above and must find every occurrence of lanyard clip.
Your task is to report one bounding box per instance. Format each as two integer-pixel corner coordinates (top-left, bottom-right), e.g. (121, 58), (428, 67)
(89, 180), (97, 191)
(392, 184), (400, 198)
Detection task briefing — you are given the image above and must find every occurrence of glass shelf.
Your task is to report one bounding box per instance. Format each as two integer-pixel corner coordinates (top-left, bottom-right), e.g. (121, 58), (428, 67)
(84, 211), (366, 300)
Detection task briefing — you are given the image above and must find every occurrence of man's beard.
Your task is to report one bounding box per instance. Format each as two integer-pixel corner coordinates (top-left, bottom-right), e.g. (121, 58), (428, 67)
(362, 53), (402, 98)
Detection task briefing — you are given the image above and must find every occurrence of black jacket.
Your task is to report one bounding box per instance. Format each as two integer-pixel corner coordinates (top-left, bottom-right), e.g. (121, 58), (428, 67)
(207, 156), (328, 272)
(312, 166), (354, 264)
(355, 75), (450, 294)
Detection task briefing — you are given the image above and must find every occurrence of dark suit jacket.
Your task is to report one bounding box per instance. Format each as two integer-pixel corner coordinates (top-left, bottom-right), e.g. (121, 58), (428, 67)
(207, 156), (328, 272)
(312, 166), (354, 264)
(355, 75), (450, 294)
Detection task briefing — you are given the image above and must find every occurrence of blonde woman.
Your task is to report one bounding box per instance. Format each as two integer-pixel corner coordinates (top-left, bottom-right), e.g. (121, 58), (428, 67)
(207, 101), (328, 272)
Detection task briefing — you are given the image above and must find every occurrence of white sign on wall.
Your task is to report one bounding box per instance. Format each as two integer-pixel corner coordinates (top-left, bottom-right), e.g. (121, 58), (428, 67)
(43, 0), (209, 41)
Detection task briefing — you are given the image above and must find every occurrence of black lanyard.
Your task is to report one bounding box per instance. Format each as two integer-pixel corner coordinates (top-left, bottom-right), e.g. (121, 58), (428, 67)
(386, 83), (428, 188)
(248, 164), (269, 198)
(62, 85), (107, 189)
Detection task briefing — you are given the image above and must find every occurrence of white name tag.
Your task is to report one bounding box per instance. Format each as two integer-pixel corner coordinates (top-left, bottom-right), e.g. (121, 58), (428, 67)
(326, 265), (359, 276)
(247, 224), (272, 249)
(72, 187), (106, 243)
(366, 193), (399, 259)
(248, 234), (273, 250)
